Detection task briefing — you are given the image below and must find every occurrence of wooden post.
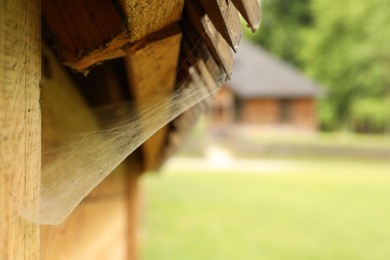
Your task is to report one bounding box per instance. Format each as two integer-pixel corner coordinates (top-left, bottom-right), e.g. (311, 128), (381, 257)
(0, 0), (41, 259)
(125, 156), (143, 260)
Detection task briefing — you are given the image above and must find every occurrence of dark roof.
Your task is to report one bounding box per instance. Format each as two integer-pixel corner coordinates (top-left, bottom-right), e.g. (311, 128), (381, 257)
(227, 40), (324, 98)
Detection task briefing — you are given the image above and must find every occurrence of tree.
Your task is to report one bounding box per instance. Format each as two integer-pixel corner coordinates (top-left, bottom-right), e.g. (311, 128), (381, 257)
(246, 0), (313, 67)
(245, 0), (390, 132)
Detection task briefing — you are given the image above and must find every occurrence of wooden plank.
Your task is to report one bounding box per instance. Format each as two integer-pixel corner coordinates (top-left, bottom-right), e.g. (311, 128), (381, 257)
(168, 28), (226, 158)
(42, 0), (185, 71)
(40, 43), (101, 177)
(198, 0), (242, 51)
(162, 46), (224, 163)
(195, 59), (221, 98)
(41, 165), (129, 260)
(71, 58), (131, 111)
(231, 0), (262, 32)
(125, 155), (143, 260)
(40, 44), (143, 260)
(124, 33), (182, 171)
(161, 102), (206, 164)
(119, 0), (184, 42)
(42, 0), (129, 71)
(181, 35), (226, 82)
(41, 45), (99, 140)
(0, 0), (41, 259)
(183, 1), (234, 77)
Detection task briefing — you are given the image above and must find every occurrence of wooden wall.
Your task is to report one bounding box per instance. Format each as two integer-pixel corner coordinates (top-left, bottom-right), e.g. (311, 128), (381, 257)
(240, 98), (317, 131)
(210, 86), (236, 125)
(290, 99), (317, 130)
(40, 159), (143, 260)
(39, 43), (144, 260)
(241, 99), (280, 125)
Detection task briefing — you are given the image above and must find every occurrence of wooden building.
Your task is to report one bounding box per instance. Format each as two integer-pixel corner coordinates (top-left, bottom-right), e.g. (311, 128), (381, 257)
(211, 40), (323, 132)
(0, 0), (261, 259)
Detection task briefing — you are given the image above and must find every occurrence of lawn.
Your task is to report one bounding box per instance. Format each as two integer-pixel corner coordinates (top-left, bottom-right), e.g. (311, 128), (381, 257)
(140, 158), (390, 260)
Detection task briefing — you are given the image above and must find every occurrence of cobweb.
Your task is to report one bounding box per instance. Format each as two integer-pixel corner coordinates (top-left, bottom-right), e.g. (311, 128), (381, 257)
(20, 44), (226, 225)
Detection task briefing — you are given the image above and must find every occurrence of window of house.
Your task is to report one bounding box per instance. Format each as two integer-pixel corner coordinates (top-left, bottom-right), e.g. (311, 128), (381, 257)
(279, 99), (291, 122)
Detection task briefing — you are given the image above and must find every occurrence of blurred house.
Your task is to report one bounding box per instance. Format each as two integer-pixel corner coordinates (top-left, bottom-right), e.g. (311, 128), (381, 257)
(210, 40), (323, 132)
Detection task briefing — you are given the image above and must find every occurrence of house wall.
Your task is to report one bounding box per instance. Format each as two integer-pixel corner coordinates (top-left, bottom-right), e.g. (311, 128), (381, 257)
(290, 99), (317, 130)
(240, 98), (317, 131)
(210, 86), (235, 126)
(240, 99), (279, 125)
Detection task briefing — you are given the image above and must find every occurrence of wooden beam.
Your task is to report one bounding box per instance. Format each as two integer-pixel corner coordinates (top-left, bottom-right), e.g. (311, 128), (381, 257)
(42, 0), (129, 71)
(198, 0), (242, 51)
(0, 0), (41, 259)
(231, 0), (262, 32)
(125, 155), (143, 260)
(42, 0), (185, 71)
(119, 0), (184, 42)
(124, 33), (182, 171)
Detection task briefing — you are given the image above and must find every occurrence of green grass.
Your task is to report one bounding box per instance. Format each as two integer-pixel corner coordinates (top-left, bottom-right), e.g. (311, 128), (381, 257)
(140, 158), (390, 260)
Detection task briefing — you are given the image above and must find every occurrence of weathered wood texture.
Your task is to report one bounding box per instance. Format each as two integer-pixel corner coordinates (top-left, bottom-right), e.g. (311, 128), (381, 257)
(36, 0), (262, 258)
(0, 0), (41, 259)
(125, 33), (182, 171)
(41, 45), (99, 144)
(126, 160), (143, 260)
(41, 165), (130, 260)
(40, 45), (143, 260)
(120, 0), (184, 41)
(198, 0), (241, 51)
(184, 0), (234, 77)
(231, 0), (262, 32)
(42, 0), (184, 71)
(42, 0), (128, 71)
(180, 34), (225, 83)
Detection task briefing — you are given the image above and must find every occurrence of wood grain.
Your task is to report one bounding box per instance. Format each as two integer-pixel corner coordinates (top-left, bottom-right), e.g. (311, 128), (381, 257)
(0, 0), (41, 259)
(40, 44), (143, 260)
(198, 0), (242, 51)
(181, 31), (226, 82)
(120, 0), (184, 42)
(42, 0), (129, 71)
(41, 166), (129, 260)
(125, 33), (182, 171)
(125, 155), (143, 260)
(231, 0), (262, 32)
(184, 0), (234, 77)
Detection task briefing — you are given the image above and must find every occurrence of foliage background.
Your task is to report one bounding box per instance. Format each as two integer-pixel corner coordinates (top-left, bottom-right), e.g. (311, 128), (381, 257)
(245, 0), (390, 133)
